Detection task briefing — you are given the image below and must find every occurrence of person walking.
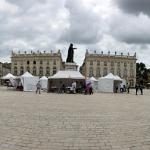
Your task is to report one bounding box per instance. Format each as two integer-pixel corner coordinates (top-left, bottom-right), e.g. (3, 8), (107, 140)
(139, 84), (143, 95)
(126, 83), (130, 94)
(36, 81), (41, 94)
(135, 83), (139, 95)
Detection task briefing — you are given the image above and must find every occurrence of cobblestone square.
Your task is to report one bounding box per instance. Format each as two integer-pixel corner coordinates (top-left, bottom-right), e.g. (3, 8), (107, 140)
(0, 87), (150, 150)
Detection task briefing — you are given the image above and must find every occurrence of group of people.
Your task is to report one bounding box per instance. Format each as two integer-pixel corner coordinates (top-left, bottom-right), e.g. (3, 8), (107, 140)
(56, 81), (93, 94)
(115, 82), (144, 95)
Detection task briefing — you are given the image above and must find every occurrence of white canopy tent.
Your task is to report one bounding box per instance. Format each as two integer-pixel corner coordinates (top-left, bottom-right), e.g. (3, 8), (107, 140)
(49, 70), (85, 79)
(48, 70), (85, 92)
(21, 72), (39, 92)
(2, 73), (16, 79)
(40, 76), (48, 90)
(98, 73), (123, 93)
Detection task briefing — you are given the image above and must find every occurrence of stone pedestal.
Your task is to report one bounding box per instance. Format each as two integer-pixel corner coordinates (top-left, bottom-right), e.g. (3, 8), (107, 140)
(65, 63), (78, 71)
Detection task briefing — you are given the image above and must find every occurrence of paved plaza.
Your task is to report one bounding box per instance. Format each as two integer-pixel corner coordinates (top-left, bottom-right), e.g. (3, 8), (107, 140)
(0, 86), (150, 150)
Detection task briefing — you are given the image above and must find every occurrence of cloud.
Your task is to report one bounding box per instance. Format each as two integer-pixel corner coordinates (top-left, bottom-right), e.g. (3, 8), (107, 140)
(114, 0), (150, 16)
(60, 0), (105, 44)
(108, 13), (150, 44)
(0, 0), (150, 68)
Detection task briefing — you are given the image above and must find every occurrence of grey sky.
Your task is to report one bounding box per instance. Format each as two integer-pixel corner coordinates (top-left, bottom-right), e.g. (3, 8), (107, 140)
(0, 0), (150, 67)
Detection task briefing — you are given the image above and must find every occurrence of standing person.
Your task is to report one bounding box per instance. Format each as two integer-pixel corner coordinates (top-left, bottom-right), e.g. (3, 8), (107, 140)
(126, 83), (130, 94)
(135, 83), (139, 95)
(120, 83), (124, 93)
(139, 84), (143, 95)
(36, 81), (41, 94)
(72, 81), (76, 94)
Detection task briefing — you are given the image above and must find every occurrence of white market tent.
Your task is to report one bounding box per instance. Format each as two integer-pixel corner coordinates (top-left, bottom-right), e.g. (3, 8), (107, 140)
(89, 76), (98, 92)
(49, 70), (85, 79)
(40, 76), (48, 90)
(98, 73), (122, 93)
(2, 73), (16, 79)
(21, 72), (39, 92)
(48, 70), (85, 92)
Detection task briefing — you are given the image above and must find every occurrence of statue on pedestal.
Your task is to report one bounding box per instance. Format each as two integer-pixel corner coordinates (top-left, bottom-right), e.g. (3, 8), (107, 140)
(66, 43), (77, 63)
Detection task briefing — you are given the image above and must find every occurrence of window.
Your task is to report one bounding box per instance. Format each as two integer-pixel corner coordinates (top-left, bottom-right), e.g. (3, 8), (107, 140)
(47, 61), (49, 65)
(103, 68), (107, 76)
(26, 66), (30, 72)
(14, 67), (17, 75)
(90, 61), (93, 66)
(104, 61), (107, 66)
(117, 68), (121, 76)
(124, 68), (127, 78)
(39, 67), (43, 76)
(14, 61), (17, 65)
(53, 67), (57, 75)
(46, 67), (50, 76)
(27, 61), (30, 65)
(53, 60), (56, 65)
(130, 69), (134, 77)
(97, 61), (100, 66)
(33, 67), (36, 75)
(89, 67), (93, 77)
(124, 62), (127, 67)
(117, 62), (120, 67)
(130, 63), (133, 68)
(33, 60), (36, 65)
(96, 68), (101, 77)
(20, 66), (24, 75)
(111, 61), (114, 66)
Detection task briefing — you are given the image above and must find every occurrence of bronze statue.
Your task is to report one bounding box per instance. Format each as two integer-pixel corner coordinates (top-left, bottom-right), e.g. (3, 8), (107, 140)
(66, 43), (77, 63)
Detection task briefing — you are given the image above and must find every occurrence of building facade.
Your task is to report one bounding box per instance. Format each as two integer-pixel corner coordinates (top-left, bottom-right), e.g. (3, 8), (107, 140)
(11, 50), (63, 77)
(0, 62), (11, 78)
(80, 51), (137, 86)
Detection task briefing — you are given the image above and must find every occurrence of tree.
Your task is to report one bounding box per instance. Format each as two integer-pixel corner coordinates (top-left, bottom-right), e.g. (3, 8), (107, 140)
(136, 62), (149, 85)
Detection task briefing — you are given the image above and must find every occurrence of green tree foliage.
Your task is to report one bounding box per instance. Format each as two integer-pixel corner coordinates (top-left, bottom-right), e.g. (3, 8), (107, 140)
(136, 62), (149, 85)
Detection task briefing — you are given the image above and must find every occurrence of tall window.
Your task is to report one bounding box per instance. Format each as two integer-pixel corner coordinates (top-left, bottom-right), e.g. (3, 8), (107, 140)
(26, 66), (30, 72)
(53, 67), (57, 75)
(53, 60), (56, 65)
(124, 62), (127, 67)
(96, 67), (101, 77)
(14, 67), (17, 75)
(27, 60), (30, 65)
(117, 62), (120, 67)
(20, 66), (24, 75)
(124, 68), (127, 78)
(33, 67), (36, 75)
(46, 67), (50, 76)
(39, 67), (43, 76)
(130, 69), (134, 77)
(111, 61), (114, 67)
(103, 68), (107, 76)
(104, 61), (107, 66)
(33, 60), (36, 65)
(117, 68), (121, 76)
(89, 67), (93, 77)
(130, 63), (133, 68)
(90, 61), (93, 66)
(97, 61), (100, 66)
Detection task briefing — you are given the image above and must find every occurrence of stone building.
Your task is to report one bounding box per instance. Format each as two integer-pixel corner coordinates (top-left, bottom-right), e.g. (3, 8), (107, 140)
(0, 62), (11, 78)
(80, 51), (137, 86)
(11, 50), (63, 77)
